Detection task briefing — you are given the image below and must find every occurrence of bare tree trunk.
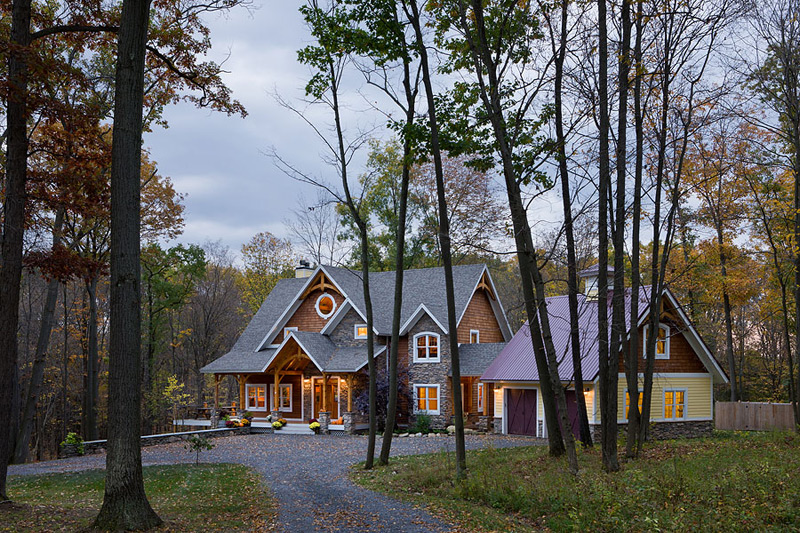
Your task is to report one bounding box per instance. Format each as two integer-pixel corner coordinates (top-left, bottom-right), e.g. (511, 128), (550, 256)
(0, 0), (33, 502)
(596, 0), (619, 473)
(93, 0), (161, 526)
(718, 230), (737, 401)
(378, 36), (415, 465)
(626, 0), (645, 459)
(84, 277), (100, 440)
(407, 0), (467, 478)
(552, 0), (591, 447)
(14, 212), (65, 464)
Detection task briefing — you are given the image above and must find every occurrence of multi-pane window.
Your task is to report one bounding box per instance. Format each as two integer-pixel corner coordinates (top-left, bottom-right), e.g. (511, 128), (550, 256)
(414, 385), (440, 415)
(270, 384), (292, 412)
(664, 389), (685, 419)
(625, 390), (643, 420)
(644, 324), (670, 359)
(414, 333), (440, 362)
(246, 384), (266, 411)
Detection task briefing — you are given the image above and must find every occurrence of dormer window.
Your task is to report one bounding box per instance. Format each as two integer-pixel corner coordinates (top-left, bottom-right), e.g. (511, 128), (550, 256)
(413, 332), (440, 363)
(315, 293), (336, 319)
(470, 330), (480, 344)
(354, 324), (368, 339)
(644, 324), (670, 359)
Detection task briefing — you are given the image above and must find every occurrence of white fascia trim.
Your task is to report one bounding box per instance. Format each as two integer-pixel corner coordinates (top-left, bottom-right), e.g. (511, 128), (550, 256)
(353, 345), (388, 372)
(320, 299), (353, 335)
(664, 288), (728, 384)
(617, 372), (712, 379)
(255, 265), (351, 352)
(399, 303), (448, 336)
(259, 331), (326, 373)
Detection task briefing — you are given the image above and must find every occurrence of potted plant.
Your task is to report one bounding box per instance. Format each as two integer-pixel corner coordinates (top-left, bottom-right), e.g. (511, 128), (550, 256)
(272, 421), (283, 430)
(59, 432), (85, 457)
(309, 418), (320, 434)
(278, 418), (287, 426)
(242, 411), (254, 421)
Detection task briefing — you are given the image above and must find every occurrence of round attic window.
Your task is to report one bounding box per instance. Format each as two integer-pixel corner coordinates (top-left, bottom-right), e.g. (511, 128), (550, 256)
(315, 293), (336, 318)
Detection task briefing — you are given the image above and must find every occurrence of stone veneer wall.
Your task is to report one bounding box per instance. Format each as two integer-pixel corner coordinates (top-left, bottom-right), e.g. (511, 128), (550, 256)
(407, 315), (451, 429)
(590, 420), (714, 442)
(328, 308), (370, 347)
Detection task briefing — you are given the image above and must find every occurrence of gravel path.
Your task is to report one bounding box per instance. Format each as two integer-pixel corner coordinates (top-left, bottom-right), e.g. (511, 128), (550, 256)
(8, 433), (542, 532)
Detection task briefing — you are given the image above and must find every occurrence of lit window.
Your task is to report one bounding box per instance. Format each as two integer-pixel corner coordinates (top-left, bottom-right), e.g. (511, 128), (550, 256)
(625, 390), (643, 419)
(470, 330), (480, 344)
(477, 383), (485, 412)
(414, 385), (440, 415)
(664, 390), (685, 419)
(644, 324), (670, 359)
(413, 333), (440, 362)
(355, 324), (368, 339)
(315, 293), (337, 318)
(270, 384), (293, 412)
(246, 384), (266, 411)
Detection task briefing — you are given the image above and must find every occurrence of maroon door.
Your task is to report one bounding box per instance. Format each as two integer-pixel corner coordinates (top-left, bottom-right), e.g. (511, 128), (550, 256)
(507, 389), (537, 436)
(557, 390), (581, 440)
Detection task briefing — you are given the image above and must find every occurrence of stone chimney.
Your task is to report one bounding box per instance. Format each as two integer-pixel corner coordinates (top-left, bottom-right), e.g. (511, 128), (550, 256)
(578, 263), (614, 299)
(295, 259), (314, 278)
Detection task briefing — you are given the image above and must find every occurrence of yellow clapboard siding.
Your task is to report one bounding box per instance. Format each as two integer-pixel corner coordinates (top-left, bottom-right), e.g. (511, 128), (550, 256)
(612, 375), (712, 421)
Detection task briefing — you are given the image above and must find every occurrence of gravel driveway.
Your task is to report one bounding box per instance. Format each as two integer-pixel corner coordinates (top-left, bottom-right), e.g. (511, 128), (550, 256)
(8, 432), (541, 532)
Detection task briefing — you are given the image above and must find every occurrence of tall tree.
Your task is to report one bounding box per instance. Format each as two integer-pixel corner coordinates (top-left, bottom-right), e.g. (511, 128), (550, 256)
(238, 232), (294, 313)
(93, 0), (161, 525)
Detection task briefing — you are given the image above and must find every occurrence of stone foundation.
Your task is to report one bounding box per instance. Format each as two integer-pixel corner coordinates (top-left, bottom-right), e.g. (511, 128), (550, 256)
(477, 415), (493, 433)
(59, 427), (251, 458)
(493, 417), (503, 434)
(590, 420), (714, 442)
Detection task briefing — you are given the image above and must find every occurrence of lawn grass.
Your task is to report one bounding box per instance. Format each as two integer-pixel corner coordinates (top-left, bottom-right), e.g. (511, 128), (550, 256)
(1, 463), (277, 532)
(351, 431), (800, 532)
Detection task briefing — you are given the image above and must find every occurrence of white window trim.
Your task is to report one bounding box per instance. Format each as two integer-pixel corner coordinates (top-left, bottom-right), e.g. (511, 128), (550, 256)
(413, 332), (441, 363)
(663, 388), (687, 420)
(283, 326), (298, 338)
(315, 292), (337, 319)
(269, 383), (293, 412)
(470, 329), (480, 344)
(477, 383), (484, 412)
(354, 323), (368, 339)
(245, 383), (268, 411)
(643, 323), (671, 360)
(413, 384), (441, 415)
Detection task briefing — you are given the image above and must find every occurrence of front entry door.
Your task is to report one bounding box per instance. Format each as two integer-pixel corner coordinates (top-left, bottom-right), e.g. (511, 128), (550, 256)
(313, 378), (339, 420)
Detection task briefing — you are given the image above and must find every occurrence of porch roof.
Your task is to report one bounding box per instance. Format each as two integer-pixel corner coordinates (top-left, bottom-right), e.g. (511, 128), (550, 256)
(200, 348), (277, 374)
(262, 330), (387, 374)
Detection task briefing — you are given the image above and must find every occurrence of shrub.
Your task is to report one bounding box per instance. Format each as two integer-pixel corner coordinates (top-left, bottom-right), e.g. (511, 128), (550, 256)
(410, 414), (431, 434)
(59, 432), (84, 455)
(354, 368), (411, 432)
(242, 411), (254, 420)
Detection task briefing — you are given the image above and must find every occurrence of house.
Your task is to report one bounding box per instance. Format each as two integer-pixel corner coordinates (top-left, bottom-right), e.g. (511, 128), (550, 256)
(481, 264), (729, 440)
(201, 262), (512, 432)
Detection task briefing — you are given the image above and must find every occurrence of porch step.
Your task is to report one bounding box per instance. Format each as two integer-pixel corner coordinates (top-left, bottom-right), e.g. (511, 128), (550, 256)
(275, 423), (314, 435)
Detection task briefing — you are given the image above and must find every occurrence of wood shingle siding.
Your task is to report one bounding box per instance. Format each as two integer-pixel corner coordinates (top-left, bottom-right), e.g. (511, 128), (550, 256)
(279, 289), (345, 342)
(619, 325), (707, 374)
(457, 289), (504, 344)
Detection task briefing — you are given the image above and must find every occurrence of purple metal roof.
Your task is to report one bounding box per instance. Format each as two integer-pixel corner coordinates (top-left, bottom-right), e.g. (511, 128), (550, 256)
(482, 287), (652, 382)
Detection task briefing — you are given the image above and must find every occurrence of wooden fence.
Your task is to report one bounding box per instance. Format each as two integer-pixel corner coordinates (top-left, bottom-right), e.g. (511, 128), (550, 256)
(715, 401), (796, 431)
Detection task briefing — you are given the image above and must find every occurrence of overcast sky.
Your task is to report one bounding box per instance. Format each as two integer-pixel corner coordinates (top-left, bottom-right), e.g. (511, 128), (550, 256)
(144, 2), (337, 261)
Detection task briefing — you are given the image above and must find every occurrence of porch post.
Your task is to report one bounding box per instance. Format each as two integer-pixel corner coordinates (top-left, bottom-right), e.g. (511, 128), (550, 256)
(322, 372), (328, 412)
(273, 370), (279, 411)
(214, 375), (221, 410)
(346, 374), (353, 412)
(237, 374), (246, 414)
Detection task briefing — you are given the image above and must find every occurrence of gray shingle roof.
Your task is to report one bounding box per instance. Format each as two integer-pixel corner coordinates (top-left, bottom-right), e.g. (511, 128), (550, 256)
(202, 263), (506, 374)
(453, 343), (508, 376)
(200, 277), (305, 374)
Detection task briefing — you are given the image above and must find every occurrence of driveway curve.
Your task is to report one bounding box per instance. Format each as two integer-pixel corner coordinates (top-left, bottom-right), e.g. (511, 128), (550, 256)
(9, 433), (542, 532)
